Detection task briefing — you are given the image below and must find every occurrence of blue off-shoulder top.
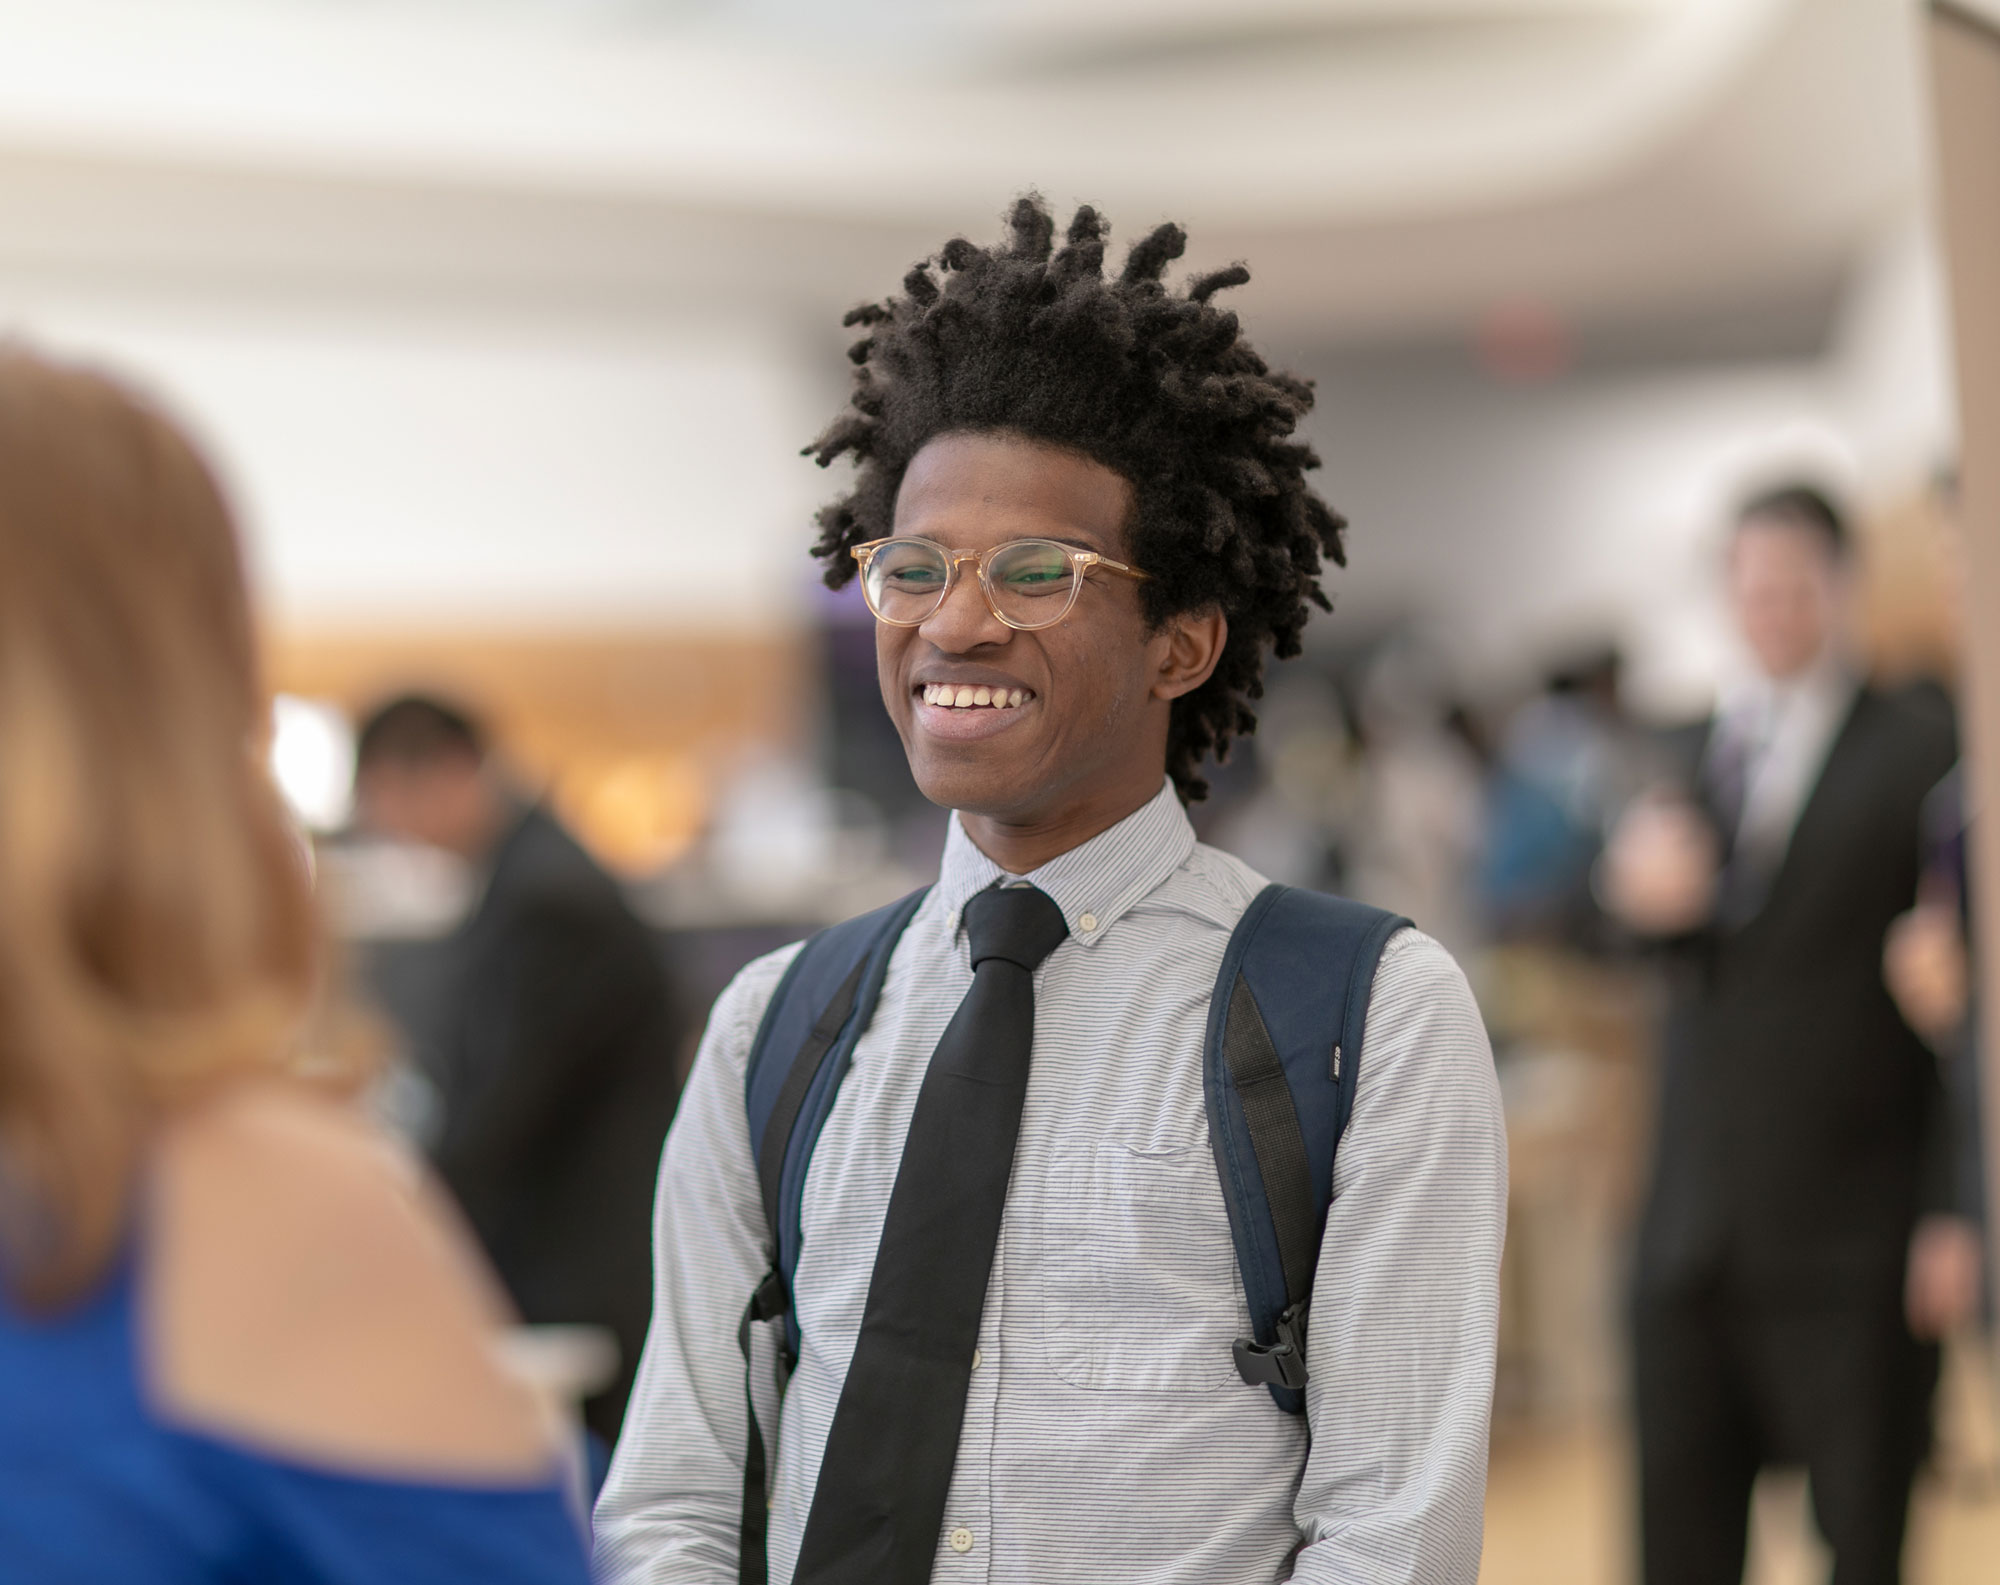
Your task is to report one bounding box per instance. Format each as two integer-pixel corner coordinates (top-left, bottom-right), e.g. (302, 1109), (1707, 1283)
(0, 1247), (594, 1584)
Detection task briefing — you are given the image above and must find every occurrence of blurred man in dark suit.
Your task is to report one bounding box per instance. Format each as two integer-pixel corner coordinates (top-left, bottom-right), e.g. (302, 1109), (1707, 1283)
(1602, 487), (1968, 1585)
(354, 696), (682, 1444)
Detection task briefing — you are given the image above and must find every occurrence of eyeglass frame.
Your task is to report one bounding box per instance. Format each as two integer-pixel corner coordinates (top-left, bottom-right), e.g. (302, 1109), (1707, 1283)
(849, 536), (1150, 632)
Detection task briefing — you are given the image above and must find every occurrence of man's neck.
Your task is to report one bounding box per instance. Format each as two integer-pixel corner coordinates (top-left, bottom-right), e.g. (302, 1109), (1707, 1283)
(1732, 644), (1841, 710)
(1760, 646), (1849, 704)
(957, 779), (1166, 876)
(445, 778), (519, 864)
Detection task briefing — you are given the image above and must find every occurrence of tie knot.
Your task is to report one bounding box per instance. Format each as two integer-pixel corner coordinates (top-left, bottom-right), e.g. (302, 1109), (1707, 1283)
(963, 884), (1069, 975)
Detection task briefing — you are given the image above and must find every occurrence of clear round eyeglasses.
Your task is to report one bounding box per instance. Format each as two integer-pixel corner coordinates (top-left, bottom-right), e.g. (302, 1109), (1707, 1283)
(850, 537), (1148, 632)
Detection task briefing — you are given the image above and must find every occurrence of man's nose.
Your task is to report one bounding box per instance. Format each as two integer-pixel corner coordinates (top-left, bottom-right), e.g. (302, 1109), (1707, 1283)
(919, 566), (1010, 652)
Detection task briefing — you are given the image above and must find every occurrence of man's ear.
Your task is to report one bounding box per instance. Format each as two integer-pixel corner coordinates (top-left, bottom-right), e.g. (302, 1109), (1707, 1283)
(1152, 607), (1227, 702)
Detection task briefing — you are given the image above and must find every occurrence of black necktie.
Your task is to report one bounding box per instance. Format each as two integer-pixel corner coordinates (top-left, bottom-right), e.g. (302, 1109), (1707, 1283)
(792, 883), (1069, 1585)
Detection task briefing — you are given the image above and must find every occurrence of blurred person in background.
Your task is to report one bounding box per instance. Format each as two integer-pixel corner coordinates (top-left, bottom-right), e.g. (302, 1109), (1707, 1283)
(1601, 484), (1966, 1585)
(353, 696), (683, 1447)
(1480, 648), (1645, 948)
(0, 349), (590, 1582)
(597, 199), (1506, 1585)
(1343, 635), (1488, 957)
(1881, 766), (1986, 1329)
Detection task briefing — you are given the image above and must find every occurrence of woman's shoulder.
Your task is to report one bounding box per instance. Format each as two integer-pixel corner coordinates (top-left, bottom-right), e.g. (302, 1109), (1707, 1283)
(147, 1081), (559, 1483)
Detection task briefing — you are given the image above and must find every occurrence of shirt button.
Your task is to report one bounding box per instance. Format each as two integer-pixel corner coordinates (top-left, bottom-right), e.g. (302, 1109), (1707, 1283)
(949, 1528), (975, 1554)
(1078, 912), (1098, 932)
(971, 1348), (983, 1369)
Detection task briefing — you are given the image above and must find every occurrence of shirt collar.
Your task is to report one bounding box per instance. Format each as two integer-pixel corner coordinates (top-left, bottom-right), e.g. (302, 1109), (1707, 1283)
(935, 779), (1196, 948)
(1723, 648), (1853, 727)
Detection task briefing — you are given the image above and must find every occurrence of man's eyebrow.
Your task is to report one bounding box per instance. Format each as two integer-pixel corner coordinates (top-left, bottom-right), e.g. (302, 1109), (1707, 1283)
(905, 531), (1109, 553)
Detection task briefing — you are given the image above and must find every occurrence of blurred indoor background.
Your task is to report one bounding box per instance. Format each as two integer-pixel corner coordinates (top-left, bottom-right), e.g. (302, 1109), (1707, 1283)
(3, 0), (1995, 1578)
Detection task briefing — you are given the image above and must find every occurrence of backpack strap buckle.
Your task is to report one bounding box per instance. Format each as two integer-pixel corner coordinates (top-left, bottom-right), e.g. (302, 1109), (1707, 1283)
(1232, 1299), (1310, 1391)
(738, 1265), (796, 1372)
(748, 1266), (790, 1324)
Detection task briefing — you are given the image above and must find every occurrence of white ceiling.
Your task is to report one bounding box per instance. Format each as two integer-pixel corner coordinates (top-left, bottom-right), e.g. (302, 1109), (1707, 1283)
(0, 0), (1933, 348)
(0, 0), (1761, 219)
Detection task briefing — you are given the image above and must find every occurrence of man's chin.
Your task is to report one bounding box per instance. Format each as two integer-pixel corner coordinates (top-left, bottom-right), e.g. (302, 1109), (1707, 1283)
(906, 748), (1040, 823)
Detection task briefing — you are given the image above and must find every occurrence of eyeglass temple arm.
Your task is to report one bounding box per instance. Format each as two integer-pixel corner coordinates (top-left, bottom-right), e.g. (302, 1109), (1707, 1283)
(1077, 551), (1148, 582)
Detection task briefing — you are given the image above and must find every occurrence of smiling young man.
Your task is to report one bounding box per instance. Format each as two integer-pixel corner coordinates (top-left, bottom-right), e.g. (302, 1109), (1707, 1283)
(596, 200), (1507, 1585)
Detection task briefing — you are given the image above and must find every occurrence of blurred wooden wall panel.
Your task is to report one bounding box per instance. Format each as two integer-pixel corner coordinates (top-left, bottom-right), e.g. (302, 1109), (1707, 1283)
(267, 627), (807, 869)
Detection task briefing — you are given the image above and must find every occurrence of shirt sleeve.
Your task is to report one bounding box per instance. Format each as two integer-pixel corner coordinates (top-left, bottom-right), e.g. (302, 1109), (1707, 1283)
(1292, 929), (1507, 1584)
(592, 943), (801, 1584)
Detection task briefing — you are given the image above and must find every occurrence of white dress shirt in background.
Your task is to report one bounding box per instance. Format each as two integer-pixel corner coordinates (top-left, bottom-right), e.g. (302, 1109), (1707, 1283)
(596, 781), (1507, 1585)
(1715, 654), (1859, 876)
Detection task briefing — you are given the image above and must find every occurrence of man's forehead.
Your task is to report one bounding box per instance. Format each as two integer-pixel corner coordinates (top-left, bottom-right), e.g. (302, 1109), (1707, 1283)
(894, 433), (1132, 549)
(1734, 511), (1837, 549)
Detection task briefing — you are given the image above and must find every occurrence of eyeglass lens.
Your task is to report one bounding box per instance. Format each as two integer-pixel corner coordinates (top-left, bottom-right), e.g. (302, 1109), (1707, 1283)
(862, 539), (1080, 628)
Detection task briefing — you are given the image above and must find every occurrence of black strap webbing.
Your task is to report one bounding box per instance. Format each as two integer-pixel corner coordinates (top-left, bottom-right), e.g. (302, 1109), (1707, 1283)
(1221, 973), (1319, 1310)
(737, 1270), (790, 1585)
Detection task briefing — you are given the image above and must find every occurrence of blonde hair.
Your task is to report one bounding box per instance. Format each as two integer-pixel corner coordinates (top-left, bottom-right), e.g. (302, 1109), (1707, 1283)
(0, 349), (317, 1306)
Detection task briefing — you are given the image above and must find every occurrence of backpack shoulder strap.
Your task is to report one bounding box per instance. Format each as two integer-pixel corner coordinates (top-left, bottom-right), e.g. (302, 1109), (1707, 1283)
(1204, 882), (1410, 1414)
(734, 887), (929, 1585)
(743, 885), (930, 1348)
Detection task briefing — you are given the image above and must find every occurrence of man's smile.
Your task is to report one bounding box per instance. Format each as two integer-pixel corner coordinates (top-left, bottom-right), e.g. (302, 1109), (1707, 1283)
(919, 682), (1031, 710)
(910, 674), (1040, 742)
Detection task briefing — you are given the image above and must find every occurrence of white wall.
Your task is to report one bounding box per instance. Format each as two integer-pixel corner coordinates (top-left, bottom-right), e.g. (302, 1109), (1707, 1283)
(2, 283), (833, 633)
(1295, 219), (1957, 718)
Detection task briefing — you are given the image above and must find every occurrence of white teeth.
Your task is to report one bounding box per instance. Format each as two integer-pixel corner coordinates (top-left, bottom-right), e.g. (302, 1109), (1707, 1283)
(920, 683), (1030, 708)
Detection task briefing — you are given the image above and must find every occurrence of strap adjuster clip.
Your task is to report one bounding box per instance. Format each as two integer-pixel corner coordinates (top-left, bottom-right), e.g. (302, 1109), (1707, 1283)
(1233, 1300), (1310, 1391)
(738, 1266), (797, 1373)
(748, 1266), (790, 1325)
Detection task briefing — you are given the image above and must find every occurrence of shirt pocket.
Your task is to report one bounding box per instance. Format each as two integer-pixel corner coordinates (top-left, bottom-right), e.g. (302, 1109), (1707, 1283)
(1040, 1140), (1243, 1393)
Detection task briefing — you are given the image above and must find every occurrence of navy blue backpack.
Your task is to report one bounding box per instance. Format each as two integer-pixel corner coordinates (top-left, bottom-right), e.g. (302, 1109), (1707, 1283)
(733, 882), (1409, 1584)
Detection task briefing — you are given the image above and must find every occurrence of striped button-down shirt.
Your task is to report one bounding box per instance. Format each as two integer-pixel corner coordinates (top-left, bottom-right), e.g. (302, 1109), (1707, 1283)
(596, 781), (1506, 1584)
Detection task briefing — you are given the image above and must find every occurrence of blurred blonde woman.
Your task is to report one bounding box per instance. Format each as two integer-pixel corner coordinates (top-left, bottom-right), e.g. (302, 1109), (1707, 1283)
(0, 349), (592, 1583)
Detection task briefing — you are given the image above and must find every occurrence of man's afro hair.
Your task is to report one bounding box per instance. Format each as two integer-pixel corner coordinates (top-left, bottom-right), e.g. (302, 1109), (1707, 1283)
(805, 195), (1346, 802)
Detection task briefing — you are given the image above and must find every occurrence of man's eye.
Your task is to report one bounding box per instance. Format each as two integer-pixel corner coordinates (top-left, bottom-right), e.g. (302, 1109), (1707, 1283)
(998, 552), (1074, 589)
(888, 567), (945, 587)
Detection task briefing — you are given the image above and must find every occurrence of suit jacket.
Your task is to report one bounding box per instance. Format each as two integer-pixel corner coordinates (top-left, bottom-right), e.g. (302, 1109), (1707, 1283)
(431, 804), (683, 1435)
(1637, 684), (1958, 1301)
